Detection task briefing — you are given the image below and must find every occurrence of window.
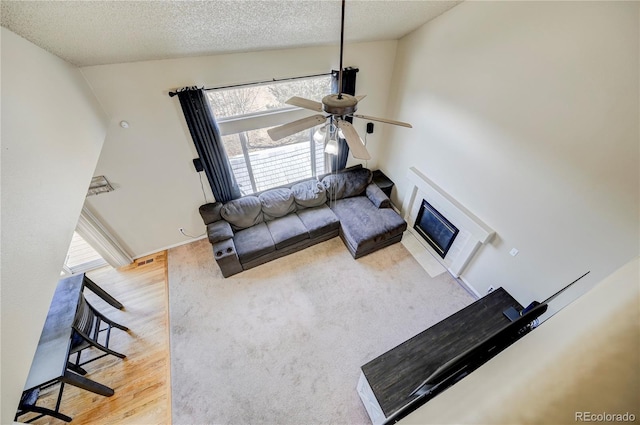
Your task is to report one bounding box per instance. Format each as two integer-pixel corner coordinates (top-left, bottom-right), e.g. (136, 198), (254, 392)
(207, 75), (332, 195)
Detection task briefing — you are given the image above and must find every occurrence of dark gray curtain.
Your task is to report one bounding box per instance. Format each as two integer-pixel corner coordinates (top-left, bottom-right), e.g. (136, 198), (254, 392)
(177, 87), (241, 203)
(330, 67), (359, 171)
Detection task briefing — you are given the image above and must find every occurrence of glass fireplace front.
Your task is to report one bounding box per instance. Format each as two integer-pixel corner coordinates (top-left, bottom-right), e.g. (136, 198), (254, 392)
(414, 199), (459, 259)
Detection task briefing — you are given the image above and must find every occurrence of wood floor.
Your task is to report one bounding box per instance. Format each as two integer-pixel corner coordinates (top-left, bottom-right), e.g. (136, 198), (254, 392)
(20, 252), (171, 424)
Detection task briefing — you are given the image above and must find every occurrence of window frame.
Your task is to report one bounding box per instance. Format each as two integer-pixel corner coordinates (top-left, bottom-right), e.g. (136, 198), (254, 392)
(208, 75), (332, 195)
(217, 107), (317, 136)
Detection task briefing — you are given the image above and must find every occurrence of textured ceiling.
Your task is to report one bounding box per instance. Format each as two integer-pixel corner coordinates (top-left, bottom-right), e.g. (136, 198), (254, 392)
(0, 0), (462, 67)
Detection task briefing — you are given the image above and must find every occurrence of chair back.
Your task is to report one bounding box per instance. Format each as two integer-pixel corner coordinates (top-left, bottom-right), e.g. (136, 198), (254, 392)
(69, 292), (127, 365)
(73, 295), (95, 336)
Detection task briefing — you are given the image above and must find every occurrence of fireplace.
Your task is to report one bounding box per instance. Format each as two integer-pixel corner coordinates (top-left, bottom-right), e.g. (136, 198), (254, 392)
(401, 167), (496, 286)
(414, 200), (459, 258)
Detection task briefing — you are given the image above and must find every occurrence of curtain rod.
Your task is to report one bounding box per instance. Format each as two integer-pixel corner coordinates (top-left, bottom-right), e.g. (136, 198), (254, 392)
(168, 72), (333, 97)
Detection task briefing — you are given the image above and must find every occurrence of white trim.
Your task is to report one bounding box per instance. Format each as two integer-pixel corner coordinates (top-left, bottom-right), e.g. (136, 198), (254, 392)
(76, 205), (133, 268)
(212, 74), (332, 136)
(61, 264), (73, 277)
(134, 234), (208, 260)
(458, 275), (482, 299)
(357, 371), (386, 425)
(68, 258), (108, 275)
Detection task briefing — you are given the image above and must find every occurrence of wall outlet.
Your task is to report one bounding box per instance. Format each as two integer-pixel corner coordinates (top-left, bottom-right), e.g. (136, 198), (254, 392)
(487, 285), (495, 294)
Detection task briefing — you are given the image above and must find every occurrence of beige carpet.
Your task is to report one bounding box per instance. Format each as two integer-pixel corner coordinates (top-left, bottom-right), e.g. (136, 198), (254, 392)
(167, 236), (474, 425)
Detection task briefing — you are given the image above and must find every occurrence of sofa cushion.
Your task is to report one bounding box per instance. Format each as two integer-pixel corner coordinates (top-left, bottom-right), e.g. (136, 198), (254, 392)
(233, 222), (275, 262)
(291, 180), (327, 209)
(265, 214), (310, 249)
(259, 188), (296, 220)
(331, 196), (407, 254)
(207, 221), (234, 244)
(221, 196), (263, 230)
(296, 204), (340, 239)
(199, 202), (223, 225)
(322, 168), (372, 200)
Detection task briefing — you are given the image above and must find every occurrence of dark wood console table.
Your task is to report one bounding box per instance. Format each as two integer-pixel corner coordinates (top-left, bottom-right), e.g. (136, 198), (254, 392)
(357, 288), (523, 425)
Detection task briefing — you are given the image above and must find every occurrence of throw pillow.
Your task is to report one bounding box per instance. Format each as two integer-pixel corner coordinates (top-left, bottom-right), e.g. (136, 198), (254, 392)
(291, 179), (327, 208)
(321, 174), (347, 200)
(322, 168), (372, 200)
(221, 196), (264, 230)
(342, 168), (372, 198)
(259, 188), (296, 220)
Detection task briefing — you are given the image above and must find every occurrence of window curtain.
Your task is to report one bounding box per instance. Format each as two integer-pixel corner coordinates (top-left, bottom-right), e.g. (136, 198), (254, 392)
(176, 87), (240, 203)
(330, 67), (359, 171)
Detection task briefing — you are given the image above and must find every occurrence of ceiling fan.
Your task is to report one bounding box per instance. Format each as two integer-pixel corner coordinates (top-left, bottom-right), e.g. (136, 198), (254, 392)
(266, 0), (412, 160)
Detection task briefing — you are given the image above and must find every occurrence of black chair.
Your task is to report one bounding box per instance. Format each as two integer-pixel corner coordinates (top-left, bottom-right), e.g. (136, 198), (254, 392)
(14, 386), (72, 423)
(69, 294), (129, 369)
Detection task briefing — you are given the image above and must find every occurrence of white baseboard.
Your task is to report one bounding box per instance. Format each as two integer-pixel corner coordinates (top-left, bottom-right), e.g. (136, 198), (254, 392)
(134, 235), (208, 260)
(458, 275), (481, 299)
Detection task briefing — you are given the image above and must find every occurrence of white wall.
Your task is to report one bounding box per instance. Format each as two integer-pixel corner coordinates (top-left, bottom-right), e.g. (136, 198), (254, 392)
(401, 257), (640, 424)
(0, 28), (108, 423)
(381, 1), (639, 310)
(80, 41), (397, 258)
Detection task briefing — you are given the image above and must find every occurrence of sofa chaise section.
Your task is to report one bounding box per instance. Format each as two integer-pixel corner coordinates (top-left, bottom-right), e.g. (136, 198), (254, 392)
(323, 168), (408, 259)
(331, 196), (407, 258)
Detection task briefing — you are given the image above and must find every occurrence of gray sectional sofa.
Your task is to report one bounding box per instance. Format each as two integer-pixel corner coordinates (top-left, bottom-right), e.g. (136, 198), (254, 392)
(198, 166), (407, 277)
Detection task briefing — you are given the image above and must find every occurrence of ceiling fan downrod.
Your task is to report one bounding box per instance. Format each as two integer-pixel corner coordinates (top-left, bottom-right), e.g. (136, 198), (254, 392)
(266, 0), (410, 160)
(321, 0), (357, 116)
(337, 0), (346, 99)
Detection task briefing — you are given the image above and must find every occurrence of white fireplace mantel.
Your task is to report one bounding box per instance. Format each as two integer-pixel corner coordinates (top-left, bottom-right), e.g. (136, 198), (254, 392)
(402, 167), (495, 281)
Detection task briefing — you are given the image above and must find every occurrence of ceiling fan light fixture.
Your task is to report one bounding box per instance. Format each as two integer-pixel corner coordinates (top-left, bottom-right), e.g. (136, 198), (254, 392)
(313, 125), (327, 144)
(325, 136), (339, 156)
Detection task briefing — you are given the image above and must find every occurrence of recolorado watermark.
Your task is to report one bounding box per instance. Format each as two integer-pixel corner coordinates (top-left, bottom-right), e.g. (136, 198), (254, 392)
(575, 411), (636, 422)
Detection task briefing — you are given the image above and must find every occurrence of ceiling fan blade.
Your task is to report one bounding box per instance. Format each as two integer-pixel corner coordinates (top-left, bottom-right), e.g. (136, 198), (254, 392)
(267, 115), (327, 141)
(355, 94), (367, 102)
(336, 120), (371, 160)
(352, 114), (413, 128)
(285, 96), (323, 112)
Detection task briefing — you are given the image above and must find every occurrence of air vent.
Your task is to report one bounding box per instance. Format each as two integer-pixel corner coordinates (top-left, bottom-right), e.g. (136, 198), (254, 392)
(87, 175), (114, 197)
(136, 258), (154, 267)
